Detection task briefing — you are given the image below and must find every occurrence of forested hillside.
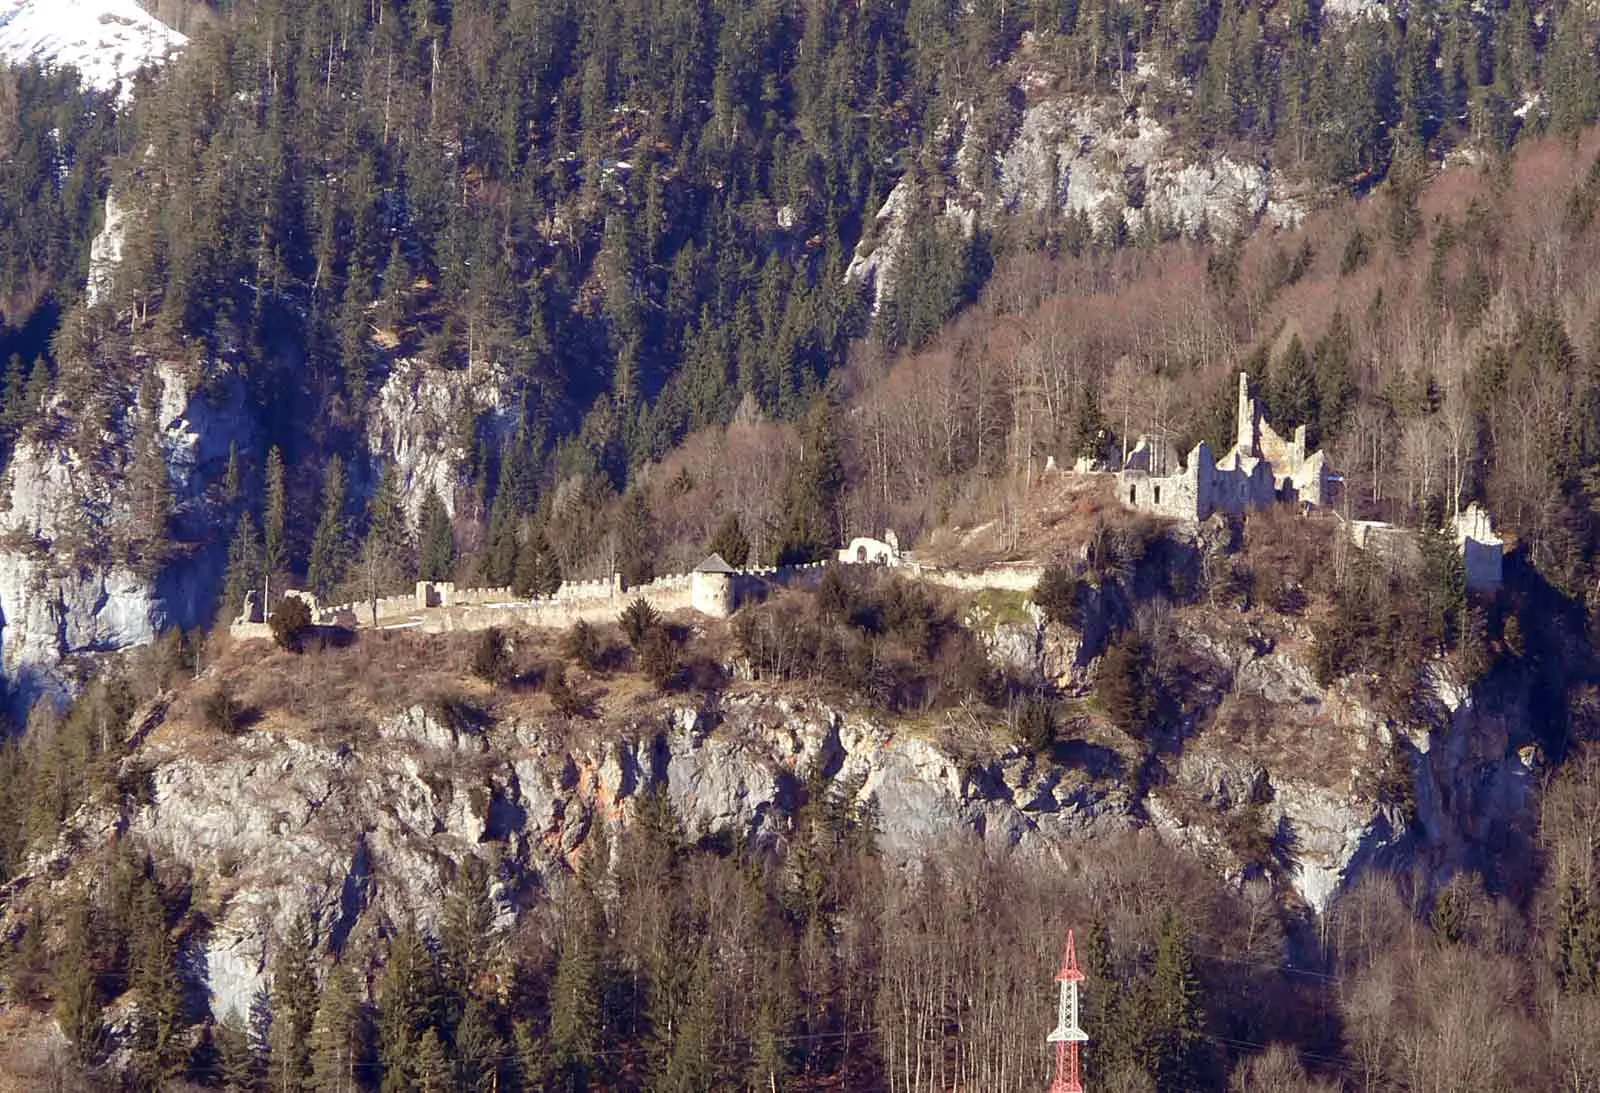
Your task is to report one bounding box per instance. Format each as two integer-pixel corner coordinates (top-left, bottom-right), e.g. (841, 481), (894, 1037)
(2, 0), (1600, 626)
(8, 2), (1600, 1088)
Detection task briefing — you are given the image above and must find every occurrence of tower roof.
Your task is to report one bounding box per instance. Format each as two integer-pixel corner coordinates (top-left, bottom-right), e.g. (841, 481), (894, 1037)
(693, 553), (738, 574)
(1057, 929), (1085, 982)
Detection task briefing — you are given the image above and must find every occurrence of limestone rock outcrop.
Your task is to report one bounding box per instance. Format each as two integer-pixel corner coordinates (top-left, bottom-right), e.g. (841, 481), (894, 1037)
(0, 364), (253, 705)
(365, 359), (522, 520)
(72, 694), (1132, 1025)
(847, 90), (1303, 310)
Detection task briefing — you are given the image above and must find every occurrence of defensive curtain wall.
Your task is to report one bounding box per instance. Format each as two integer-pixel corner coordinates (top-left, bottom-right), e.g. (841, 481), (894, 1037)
(231, 536), (1053, 642)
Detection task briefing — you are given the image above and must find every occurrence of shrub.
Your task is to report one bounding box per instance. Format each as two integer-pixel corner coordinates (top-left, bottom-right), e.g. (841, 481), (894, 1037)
(639, 627), (681, 690)
(200, 685), (246, 735)
(269, 596), (313, 652)
(1010, 693), (1057, 752)
(471, 627), (513, 685)
(815, 568), (856, 622)
(563, 620), (604, 670)
(544, 664), (588, 717)
(707, 514), (751, 568)
(620, 597), (662, 648)
(1095, 632), (1155, 737)
(1034, 563), (1080, 629)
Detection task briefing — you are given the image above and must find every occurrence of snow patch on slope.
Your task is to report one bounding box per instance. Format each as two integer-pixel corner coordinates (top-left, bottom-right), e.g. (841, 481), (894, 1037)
(0, 0), (185, 96)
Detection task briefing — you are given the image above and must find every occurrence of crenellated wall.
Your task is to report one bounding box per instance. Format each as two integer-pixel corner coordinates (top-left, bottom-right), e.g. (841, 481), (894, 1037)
(237, 561), (835, 640)
(233, 550), (1017, 644)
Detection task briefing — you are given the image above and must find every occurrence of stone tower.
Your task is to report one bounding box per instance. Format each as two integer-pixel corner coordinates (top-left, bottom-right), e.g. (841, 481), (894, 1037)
(1236, 371), (1258, 456)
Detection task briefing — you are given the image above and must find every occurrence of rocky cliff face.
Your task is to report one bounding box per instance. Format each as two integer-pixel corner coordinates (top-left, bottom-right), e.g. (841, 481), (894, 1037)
(0, 306), (522, 702)
(847, 80), (1305, 310)
(0, 363), (253, 704)
(365, 359), (522, 521)
(67, 694), (1131, 1025)
(969, 551), (1540, 917)
(11, 627), (1538, 1029)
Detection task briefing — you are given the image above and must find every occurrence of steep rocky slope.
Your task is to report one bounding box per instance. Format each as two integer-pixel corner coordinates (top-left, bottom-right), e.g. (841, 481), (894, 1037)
(2, 506), (1554, 1035)
(0, 363), (252, 702)
(846, 55), (1306, 309)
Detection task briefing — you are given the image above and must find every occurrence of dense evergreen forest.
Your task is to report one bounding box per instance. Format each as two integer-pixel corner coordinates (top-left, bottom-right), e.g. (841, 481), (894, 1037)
(2, 0), (1600, 603)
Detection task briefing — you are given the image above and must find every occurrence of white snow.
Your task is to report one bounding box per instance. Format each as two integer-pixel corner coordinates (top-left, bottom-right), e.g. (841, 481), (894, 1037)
(0, 0), (186, 97)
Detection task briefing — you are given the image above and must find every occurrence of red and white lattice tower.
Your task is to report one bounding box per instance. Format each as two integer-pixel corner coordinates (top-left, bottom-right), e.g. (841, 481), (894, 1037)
(1047, 929), (1088, 1093)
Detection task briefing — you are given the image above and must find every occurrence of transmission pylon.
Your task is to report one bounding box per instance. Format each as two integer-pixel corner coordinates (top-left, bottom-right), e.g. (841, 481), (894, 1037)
(1047, 929), (1088, 1093)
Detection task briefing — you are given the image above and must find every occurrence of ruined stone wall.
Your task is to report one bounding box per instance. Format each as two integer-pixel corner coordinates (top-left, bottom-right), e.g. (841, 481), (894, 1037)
(1454, 503), (1504, 589)
(908, 562), (1044, 593)
(231, 557), (979, 643)
(1122, 464), (1204, 521)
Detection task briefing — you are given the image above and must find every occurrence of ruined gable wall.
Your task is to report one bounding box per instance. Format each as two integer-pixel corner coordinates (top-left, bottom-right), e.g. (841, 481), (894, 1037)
(1122, 469), (1204, 520)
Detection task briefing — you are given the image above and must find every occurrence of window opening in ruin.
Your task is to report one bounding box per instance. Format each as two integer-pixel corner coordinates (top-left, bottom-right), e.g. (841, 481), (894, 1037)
(1154, 485), (1161, 505)
(1129, 486), (1137, 504)
(857, 545), (868, 562)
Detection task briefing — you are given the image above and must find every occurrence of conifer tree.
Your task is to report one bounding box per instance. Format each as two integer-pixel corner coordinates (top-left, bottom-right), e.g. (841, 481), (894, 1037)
(440, 857), (497, 1000)
(268, 916), (318, 1093)
(453, 997), (504, 1093)
(1268, 334), (1319, 440)
(216, 1020), (262, 1092)
(307, 455), (349, 598)
(550, 915), (603, 1092)
(412, 1027), (452, 1093)
(360, 462), (414, 617)
(221, 513), (264, 623)
(551, 831), (609, 1091)
(128, 375), (175, 570)
(514, 523), (562, 598)
(660, 942), (717, 1093)
(133, 925), (188, 1083)
(377, 918), (441, 1093)
(707, 513), (750, 567)
(0, 353), (26, 443)
(18, 356), (50, 429)
(485, 492), (519, 587)
(1419, 497), (1467, 651)
(1548, 4), (1600, 137)
(772, 397), (844, 565)
(264, 446), (288, 601)
(223, 441), (242, 504)
(417, 486), (455, 582)
(311, 962), (366, 1093)
(616, 489), (656, 587)
(55, 894), (101, 1061)
(1139, 912), (1205, 1088)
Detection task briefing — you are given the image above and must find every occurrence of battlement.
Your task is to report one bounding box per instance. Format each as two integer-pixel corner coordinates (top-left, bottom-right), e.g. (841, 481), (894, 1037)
(229, 541), (1033, 645)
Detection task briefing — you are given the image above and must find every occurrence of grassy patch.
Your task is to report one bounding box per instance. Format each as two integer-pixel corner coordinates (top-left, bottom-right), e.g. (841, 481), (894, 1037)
(965, 588), (1036, 627)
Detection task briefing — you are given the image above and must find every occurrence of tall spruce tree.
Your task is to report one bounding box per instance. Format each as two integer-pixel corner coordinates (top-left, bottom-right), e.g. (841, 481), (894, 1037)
(1139, 912), (1205, 1088)
(310, 962), (365, 1093)
(264, 446), (288, 602)
(220, 513), (264, 624)
(772, 397), (844, 565)
(268, 916), (318, 1093)
(376, 918), (442, 1093)
(55, 894), (101, 1060)
(417, 486), (455, 582)
(616, 490), (656, 587)
(359, 463), (414, 619)
(514, 523), (563, 598)
(307, 455), (350, 598)
(440, 857), (497, 1001)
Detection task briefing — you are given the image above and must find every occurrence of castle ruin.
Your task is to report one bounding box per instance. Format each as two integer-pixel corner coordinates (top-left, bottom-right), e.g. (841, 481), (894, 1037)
(1120, 372), (1330, 522)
